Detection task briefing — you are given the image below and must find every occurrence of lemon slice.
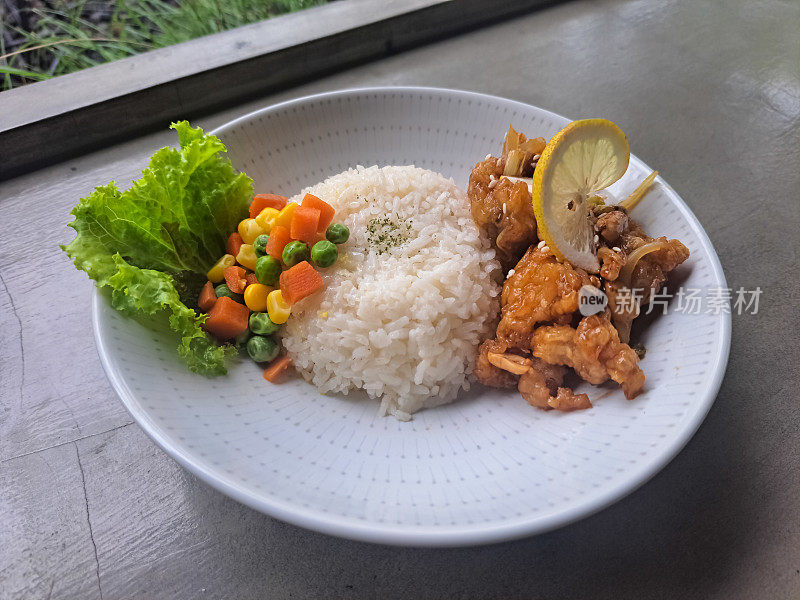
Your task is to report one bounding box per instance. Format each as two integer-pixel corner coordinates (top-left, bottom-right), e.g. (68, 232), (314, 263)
(531, 119), (630, 272)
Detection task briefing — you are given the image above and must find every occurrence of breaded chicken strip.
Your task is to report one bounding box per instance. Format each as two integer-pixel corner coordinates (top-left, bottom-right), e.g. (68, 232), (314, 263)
(530, 312), (645, 399)
(475, 340), (592, 411)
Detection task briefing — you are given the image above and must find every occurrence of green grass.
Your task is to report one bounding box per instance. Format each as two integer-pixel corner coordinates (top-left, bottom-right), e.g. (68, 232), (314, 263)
(0, 0), (327, 91)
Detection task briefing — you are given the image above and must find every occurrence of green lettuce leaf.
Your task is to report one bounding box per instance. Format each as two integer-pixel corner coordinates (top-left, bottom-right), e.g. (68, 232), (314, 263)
(107, 254), (236, 376)
(62, 121), (252, 375)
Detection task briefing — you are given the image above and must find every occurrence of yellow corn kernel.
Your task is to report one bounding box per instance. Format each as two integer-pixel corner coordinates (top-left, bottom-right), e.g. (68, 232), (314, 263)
(267, 289), (291, 324)
(272, 202), (298, 230)
(238, 218), (264, 244)
(254, 207), (280, 233)
(243, 283), (272, 312)
(206, 254), (235, 283)
(236, 244), (257, 270)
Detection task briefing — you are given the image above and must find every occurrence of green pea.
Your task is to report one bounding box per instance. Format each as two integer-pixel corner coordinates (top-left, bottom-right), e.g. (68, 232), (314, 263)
(253, 234), (269, 257)
(249, 312), (279, 336)
(214, 283), (242, 303)
(311, 240), (338, 268)
(235, 328), (251, 347)
(247, 335), (280, 363)
(282, 240), (310, 267)
(326, 223), (349, 244)
(255, 255), (281, 286)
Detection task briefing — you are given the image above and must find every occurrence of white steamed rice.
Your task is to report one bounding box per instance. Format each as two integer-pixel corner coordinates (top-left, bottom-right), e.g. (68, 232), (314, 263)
(282, 165), (501, 420)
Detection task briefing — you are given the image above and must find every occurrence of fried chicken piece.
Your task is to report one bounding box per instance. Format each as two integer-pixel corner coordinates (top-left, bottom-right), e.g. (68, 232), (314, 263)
(598, 246), (625, 281)
(592, 206), (690, 341)
(629, 237), (691, 297)
(468, 154), (504, 210)
(531, 312), (645, 399)
(595, 209), (630, 244)
(518, 358), (591, 411)
(497, 247), (597, 348)
(606, 236), (690, 341)
(468, 156), (539, 270)
(474, 338), (518, 389)
(493, 179), (539, 268)
(614, 212), (651, 253)
(475, 342), (592, 412)
(469, 139), (687, 412)
(593, 206), (652, 253)
(548, 387), (594, 411)
(594, 208), (689, 293)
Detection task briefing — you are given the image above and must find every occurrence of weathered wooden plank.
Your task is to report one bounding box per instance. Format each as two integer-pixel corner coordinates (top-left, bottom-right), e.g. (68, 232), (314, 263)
(0, 0), (553, 181)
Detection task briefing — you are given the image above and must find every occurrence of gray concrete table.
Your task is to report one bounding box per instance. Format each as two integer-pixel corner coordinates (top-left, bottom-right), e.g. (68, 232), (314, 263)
(2, 0), (799, 598)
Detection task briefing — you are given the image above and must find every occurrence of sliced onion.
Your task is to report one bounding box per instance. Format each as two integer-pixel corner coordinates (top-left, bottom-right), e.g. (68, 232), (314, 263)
(503, 125), (521, 155)
(502, 126), (546, 176)
(612, 240), (668, 343)
(619, 170), (658, 212)
(503, 149), (526, 176)
(500, 176), (533, 192)
(487, 352), (532, 375)
(617, 240), (669, 288)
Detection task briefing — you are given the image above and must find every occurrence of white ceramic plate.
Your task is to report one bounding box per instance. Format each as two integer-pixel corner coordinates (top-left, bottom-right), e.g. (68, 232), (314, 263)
(93, 87), (730, 546)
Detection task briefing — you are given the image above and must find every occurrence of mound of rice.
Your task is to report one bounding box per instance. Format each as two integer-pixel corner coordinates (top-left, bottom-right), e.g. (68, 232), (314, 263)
(282, 165), (501, 420)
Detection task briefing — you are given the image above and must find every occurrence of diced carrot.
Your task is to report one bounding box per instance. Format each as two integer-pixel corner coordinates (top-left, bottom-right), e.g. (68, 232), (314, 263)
(201, 296), (249, 340)
(306, 230), (325, 247)
(266, 225), (291, 261)
(245, 272), (258, 286)
(250, 193), (287, 218)
(301, 194), (335, 233)
(223, 265), (247, 294)
(290, 206), (321, 244)
(226, 232), (244, 257)
(263, 354), (293, 383)
(198, 281), (217, 312)
(279, 260), (324, 304)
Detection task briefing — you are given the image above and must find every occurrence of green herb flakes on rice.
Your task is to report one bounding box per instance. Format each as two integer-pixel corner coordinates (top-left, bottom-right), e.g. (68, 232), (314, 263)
(282, 166), (502, 420)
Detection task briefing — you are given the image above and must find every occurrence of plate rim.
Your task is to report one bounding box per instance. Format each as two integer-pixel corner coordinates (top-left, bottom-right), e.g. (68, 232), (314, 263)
(92, 86), (731, 547)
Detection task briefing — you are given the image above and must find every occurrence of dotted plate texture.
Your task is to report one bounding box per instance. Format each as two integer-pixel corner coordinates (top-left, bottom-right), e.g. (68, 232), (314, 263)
(93, 87), (731, 546)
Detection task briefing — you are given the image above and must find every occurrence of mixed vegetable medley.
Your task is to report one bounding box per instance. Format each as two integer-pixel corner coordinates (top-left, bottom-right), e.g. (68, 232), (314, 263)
(199, 191), (349, 382)
(62, 121), (347, 379)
